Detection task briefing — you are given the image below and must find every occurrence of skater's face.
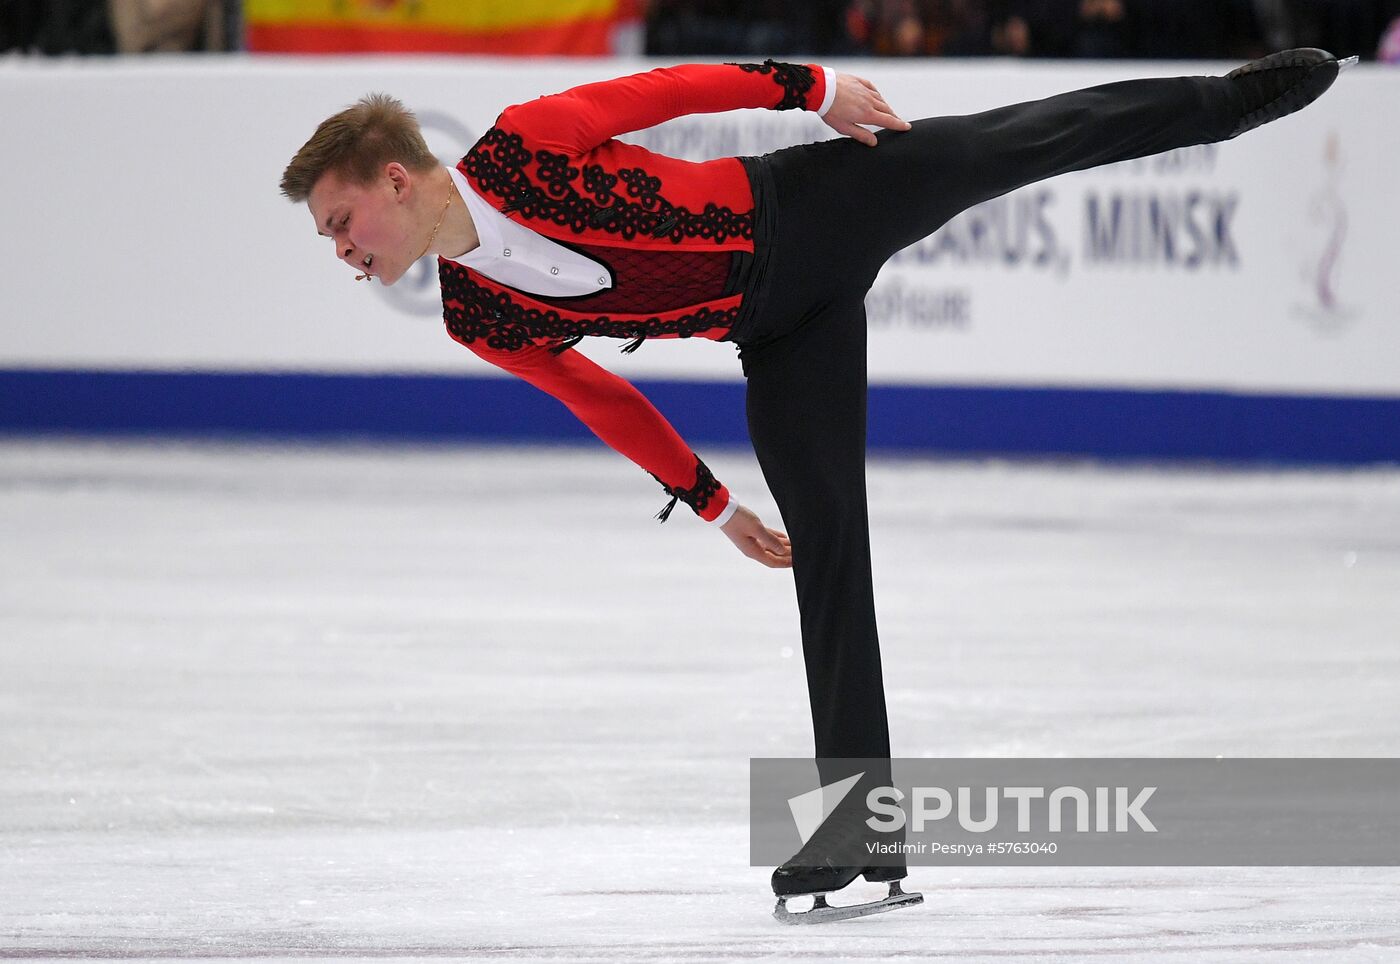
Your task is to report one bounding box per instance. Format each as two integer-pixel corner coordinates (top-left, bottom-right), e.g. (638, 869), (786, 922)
(307, 163), (422, 286)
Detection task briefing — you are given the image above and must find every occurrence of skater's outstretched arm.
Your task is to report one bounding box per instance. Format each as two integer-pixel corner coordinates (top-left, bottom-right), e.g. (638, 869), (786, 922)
(464, 337), (793, 565)
(458, 335), (791, 566)
(497, 63), (832, 155)
(458, 339), (719, 513)
(497, 62), (907, 156)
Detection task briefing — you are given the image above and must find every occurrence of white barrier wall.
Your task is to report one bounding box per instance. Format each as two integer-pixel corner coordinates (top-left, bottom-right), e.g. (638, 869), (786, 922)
(1, 56), (1397, 397)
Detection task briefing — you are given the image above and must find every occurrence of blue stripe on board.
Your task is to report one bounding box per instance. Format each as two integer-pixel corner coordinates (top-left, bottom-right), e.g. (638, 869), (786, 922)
(1, 368), (1396, 464)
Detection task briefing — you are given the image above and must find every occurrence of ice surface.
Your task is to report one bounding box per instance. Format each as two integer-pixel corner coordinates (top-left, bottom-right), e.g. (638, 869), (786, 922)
(2, 440), (1398, 962)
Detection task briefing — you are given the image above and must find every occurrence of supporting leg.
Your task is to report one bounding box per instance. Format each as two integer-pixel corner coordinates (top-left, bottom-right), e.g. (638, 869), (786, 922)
(743, 291), (891, 767)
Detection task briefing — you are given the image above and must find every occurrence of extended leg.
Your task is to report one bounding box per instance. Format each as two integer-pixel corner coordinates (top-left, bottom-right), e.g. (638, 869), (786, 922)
(769, 74), (1245, 275)
(786, 51), (1339, 276)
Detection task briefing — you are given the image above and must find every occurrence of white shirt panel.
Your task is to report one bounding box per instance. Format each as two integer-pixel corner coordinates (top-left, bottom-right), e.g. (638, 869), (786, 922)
(446, 167), (612, 298)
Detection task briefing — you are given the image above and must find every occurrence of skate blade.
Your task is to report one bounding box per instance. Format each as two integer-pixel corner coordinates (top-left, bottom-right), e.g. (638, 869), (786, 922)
(1337, 55), (1360, 72)
(773, 884), (923, 925)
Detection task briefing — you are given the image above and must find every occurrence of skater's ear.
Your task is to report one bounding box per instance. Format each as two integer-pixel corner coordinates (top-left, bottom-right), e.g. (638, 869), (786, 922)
(385, 162), (412, 199)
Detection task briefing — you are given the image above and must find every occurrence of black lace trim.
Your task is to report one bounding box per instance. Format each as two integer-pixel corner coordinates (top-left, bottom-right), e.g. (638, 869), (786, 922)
(729, 59), (816, 112)
(463, 127), (752, 244)
(648, 456), (722, 522)
(440, 262), (738, 354)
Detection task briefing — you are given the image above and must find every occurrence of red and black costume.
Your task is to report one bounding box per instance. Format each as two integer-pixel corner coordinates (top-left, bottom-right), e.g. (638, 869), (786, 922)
(441, 62), (1245, 781)
(441, 61), (834, 525)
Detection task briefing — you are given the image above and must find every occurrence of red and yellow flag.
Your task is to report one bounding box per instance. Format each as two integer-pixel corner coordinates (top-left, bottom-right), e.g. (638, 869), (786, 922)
(245, 0), (636, 55)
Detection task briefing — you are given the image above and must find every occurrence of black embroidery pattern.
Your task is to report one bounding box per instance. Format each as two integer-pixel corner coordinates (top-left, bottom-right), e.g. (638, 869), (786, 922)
(730, 59), (816, 111)
(440, 262), (738, 353)
(648, 456), (723, 522)
(535, 150), (580, 199)
(462, 127), (752, 244)
(582, 164), (618, 204)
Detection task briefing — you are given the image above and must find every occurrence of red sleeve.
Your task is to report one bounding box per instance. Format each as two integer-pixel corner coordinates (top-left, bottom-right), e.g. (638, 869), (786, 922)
(459, 337), (732, 523)
(498, 61), (827, 156)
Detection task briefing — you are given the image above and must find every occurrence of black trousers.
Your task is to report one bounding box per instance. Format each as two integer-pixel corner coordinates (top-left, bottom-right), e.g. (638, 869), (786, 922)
(730, 75), (1243, 773)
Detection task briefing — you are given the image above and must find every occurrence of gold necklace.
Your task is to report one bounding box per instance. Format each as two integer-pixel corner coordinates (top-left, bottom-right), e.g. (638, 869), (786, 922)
(357, 182), (454, 281)
(417, 184), (455, 260)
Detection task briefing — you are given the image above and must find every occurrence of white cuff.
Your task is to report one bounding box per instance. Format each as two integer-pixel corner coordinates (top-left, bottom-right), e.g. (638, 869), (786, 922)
(816, 66), (838, 118)
(705, 495), (740, 527)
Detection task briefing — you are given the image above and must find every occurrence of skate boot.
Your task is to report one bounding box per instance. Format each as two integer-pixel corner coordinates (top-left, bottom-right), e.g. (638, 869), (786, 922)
(1224, 48), (1348, 139)
(770, 788), (922, 925)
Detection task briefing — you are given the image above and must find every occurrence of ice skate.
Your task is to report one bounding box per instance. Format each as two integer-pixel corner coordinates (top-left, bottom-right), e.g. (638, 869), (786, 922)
(1224, 47), (1342, 138)
(773, 873), (923, 925)
(770, 788), (922, 924)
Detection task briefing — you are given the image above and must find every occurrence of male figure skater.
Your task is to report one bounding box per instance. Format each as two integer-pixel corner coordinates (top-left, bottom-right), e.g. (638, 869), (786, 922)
(281, 49), (1342, 923)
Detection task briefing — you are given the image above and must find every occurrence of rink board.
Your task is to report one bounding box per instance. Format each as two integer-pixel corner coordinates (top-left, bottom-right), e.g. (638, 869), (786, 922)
(2, 57), (1397, 461)
(4, 368), (1397, 463)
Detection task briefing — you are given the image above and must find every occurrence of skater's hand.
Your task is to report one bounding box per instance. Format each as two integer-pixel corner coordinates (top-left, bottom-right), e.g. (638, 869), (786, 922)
(823, 73), (911, 147)
(720, 503), (792, 568)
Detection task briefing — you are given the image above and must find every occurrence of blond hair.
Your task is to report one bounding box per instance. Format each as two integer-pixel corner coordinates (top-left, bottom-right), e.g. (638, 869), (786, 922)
(280, 93), (437, 202)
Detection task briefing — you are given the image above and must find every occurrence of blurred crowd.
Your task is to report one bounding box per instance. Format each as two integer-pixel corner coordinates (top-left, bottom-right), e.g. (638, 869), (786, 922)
(0, 0), (239, 53)
(647, 0), (1400, 62)
(3, 0), (1398, 61)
